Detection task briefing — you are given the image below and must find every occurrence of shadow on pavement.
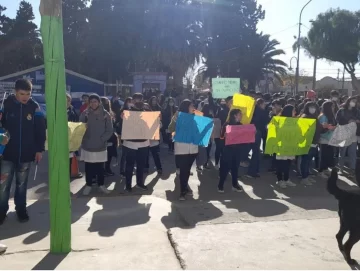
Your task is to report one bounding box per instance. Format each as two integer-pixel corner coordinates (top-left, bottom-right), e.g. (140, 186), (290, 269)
(32, 252), (69, 270)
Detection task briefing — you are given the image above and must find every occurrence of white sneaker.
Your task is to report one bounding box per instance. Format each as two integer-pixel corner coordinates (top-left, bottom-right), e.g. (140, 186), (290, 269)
(214, 165), (220, 170)
(286, 180), (297, 187)
(301, 178), (313, 186)
(99, 185), (111, 194)
(83, 186), (92, 196)
(0, 243), (7, 254)
(277, 180), (287, 188)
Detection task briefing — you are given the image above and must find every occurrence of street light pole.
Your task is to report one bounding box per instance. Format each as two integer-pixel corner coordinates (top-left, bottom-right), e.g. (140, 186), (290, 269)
(295, 0), (313, 95)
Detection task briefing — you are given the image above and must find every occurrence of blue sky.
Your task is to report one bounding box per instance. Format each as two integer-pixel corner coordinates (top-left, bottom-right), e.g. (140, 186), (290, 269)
(1, 0), (360, 80)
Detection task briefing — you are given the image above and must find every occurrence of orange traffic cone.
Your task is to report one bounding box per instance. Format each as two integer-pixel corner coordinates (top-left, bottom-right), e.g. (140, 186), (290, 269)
(71, 153), (81, 178)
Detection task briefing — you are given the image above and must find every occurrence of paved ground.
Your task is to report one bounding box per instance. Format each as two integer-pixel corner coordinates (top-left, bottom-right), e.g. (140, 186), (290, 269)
(1, 145), (360, 269)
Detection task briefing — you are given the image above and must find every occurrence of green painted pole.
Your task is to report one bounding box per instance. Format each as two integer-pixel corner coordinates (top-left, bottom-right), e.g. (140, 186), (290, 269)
(40, 0), (71, 253)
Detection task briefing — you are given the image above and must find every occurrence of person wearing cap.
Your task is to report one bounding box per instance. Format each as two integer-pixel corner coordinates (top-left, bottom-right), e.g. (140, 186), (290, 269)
(80, 94), (114, 195)
(122, 93), (150, 192)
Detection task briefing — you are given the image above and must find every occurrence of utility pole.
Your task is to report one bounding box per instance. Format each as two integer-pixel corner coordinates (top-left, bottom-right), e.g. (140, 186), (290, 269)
(295, 0), (313, 95)
(40, 0), (71, 253)
(342, 68), (345, 90)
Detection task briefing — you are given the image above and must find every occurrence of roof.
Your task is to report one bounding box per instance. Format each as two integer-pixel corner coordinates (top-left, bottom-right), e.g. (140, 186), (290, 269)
(0, 65), (104, 85)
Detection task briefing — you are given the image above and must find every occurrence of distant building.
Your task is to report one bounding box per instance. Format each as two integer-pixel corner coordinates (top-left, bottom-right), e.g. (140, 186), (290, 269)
(133, 72), (167, 94)
(0, 65), (105, 95)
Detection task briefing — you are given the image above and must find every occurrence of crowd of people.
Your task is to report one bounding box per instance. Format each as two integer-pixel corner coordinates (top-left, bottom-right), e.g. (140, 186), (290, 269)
(0, 79), (358, 231)
(70, 87), (359, 202)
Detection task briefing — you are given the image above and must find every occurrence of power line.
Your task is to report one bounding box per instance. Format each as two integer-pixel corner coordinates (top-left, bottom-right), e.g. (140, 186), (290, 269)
(270, 24), (298, 36)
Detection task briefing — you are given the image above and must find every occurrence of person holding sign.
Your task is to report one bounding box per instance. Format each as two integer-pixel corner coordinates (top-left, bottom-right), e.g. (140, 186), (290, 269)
(122, 93), (151, 192)
(336, 97), (359, 175)
(275, 105), (298, 189)
(318, 101), (337, 178)
(168, 100), (198, 201)
(80, 94), (114, 195)
(218, 109), (244, 193)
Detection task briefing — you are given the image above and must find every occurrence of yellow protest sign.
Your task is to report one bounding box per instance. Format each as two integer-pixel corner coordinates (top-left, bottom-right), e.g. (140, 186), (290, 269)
(264, 116), (316, 156)
(68, 122), (87, 152)
(121, 111), (161, 140)
(227, 93), (255, 124)
(45, 122), (87, 152)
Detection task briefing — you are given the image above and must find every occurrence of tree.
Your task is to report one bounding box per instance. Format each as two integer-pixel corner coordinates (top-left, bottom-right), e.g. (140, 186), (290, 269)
(0, 5), (13, 75)
(62, 0), (89, 72)
(0, 1), (42, 75)
(308, 9), (360, 91)
(241, 33), (288, 90)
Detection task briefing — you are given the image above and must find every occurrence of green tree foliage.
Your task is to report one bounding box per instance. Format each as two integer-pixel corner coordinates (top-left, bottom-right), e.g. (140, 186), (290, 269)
(0, 1), (42, 76)
(308, 9), (360, 91)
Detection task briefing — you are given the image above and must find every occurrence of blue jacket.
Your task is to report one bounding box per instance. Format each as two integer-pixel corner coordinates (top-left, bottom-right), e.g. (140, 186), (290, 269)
(1, 94), (46, 163)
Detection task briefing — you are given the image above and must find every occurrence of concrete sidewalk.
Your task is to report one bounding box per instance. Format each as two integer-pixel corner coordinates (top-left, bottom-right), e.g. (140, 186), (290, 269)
(0, 197), (181, 270)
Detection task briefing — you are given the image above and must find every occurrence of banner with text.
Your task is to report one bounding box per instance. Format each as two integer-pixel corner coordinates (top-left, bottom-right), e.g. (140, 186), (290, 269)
(121, 111), (161, 140)
(225, 124), (256, 145)
(212, 78), (240, 98)
(173, 112), (214, 147)
(265, 117), (316, 156)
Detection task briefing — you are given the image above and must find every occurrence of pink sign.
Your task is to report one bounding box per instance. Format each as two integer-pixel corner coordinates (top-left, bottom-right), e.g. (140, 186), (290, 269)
(225, 124), (256, 145)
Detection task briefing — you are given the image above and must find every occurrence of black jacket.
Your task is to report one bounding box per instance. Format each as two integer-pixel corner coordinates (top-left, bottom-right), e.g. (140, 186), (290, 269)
(67, 106), (79, 122)
(1, 94), (46, 163)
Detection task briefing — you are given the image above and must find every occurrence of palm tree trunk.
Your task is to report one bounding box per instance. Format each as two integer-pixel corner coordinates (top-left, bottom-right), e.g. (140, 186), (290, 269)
(312, 57), (317, 90)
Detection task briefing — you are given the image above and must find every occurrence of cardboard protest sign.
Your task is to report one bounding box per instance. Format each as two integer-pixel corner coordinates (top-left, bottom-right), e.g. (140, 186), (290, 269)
(212, 78), (240, 98)
(227, 93), (255, 124)
(121, 111), (160, 140)
(265, 116), (316, 156)
(45, 122), (87, 151)
(211, 118), (222, 139)
(328, 122), (357, 147)
(225, 124), (256, 145)
(173, 112), (213, 147)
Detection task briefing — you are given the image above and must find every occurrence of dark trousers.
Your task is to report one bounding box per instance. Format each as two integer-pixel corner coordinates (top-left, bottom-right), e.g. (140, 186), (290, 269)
(319, 144), (335, 172)
(214, 138), (224, 165)
(146, 145), (162, 170)
(124, 146), (148, 189)
(206, 141), (212, 162)
(300, 146), (318, 179)
(248, 130), (262, 176)
(219, 146), (241, 189)
(262, 130), (267, 152)
(276, 159), (291, 181)
(168, 134), (174, 151)
(105, 151), (112, 172)
(120, 146), (127, 175)
(176, 154), (197, 194)
(85, 162), (105, 187)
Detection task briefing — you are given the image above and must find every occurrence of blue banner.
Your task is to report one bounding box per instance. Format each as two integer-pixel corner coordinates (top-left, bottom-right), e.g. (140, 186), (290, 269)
(173, 112), (214, 147)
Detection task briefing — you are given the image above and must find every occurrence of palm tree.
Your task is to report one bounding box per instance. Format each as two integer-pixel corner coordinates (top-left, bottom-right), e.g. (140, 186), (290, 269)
(292, 36), (319, 90)
(243, 33), (288, 90)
